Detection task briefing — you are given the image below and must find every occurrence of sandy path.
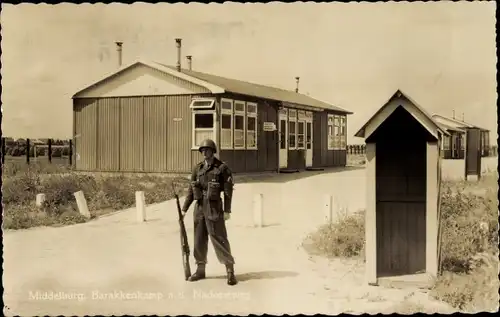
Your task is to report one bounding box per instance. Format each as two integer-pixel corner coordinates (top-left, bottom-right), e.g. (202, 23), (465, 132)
(3, 168), (455, 315)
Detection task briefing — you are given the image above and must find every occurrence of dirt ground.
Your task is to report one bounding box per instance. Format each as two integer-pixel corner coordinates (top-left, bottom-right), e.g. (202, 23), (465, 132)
(2, 166), (461, 316)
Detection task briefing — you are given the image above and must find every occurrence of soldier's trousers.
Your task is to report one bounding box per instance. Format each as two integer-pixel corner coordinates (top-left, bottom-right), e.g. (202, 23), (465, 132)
(193, 206), (235, 266)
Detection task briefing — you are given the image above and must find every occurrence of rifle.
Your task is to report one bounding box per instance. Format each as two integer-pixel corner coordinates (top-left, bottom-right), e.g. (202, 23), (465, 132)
(172, 182), (192, 281)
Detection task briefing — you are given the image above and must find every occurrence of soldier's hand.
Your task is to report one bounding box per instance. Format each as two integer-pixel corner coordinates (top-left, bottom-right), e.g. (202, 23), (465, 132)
(224, 212), (231, 221)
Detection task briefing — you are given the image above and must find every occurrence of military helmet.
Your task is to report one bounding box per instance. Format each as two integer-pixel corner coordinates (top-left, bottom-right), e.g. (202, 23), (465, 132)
(198, 139), (217, 153)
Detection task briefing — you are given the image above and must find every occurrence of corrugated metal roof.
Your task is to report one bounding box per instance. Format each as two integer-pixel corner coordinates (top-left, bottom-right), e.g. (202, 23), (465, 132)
(432, 114), (489, 131)
(436, 122), (466, 133)
(155, 63), (352, 114)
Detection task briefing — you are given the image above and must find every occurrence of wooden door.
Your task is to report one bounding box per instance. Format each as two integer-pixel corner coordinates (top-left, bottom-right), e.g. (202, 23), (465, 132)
(279, 117), (288, 168)
(376, 139), (427, 276)
(466, 128), (481, 176)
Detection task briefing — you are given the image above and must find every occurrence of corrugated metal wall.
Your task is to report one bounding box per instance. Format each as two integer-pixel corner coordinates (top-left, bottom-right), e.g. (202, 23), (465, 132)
(74, 94), (195, 173)
(166, 95), (193, 172)
(143, 96), (168, 172)
(120, 97), (144, 171)
(74, 98), (98, 170)
(97, 98), (120, 171)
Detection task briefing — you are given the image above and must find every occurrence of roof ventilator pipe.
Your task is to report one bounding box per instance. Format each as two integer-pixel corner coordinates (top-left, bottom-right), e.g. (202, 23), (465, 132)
(115, 42), (123, 67)
(186, 55), (192, 70)
(175, 38), (182, 72)
(295, 77), (300, 93)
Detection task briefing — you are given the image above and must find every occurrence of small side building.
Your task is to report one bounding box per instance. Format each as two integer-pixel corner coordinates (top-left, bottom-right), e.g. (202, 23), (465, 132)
(355, 89), (449, 287)
(71, 59), (353, 174)
(432, 114), (491, 159)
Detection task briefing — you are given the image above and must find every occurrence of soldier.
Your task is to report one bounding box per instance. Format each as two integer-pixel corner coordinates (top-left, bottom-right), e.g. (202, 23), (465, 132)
(181, 139), (237, 286)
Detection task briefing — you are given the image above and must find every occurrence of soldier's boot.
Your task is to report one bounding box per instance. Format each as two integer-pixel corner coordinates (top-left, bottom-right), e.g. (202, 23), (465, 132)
(188, 264), (206, 282)
(226, 264), (237, 286)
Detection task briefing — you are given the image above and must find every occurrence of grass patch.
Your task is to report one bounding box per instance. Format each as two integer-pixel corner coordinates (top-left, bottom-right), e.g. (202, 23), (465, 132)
(3, 157), (72, 177)
(302, 172), (499, 312)
(302, 208), (365, 258)
(2, 162), (189, 230)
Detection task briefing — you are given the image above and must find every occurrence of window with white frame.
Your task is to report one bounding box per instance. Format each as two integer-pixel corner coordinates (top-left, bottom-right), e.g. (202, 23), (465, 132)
(327, 114), (334, 150)
(297, 121), (305, 149)
(190, 98), (216, 148)
(443, 135), (450, 150)
(289, 109), (297, 149)
(246, 102), (258, 149)
(220, 99), (233, 149)
(289, 121), (297, 149)
(234, 101), (246, 149)
(339, 116), (347, 149)
(333, 115), (341, 149)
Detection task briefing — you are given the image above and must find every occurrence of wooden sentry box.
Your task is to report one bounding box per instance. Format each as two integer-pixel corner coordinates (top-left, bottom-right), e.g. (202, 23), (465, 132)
(355, 90), (449, 287)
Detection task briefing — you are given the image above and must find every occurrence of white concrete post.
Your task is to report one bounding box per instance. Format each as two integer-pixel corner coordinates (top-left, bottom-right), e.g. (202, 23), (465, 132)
(253, 193), (264, 227)
(135, 191), (146, 222)
(36, 193), (46, 208)
(324, 194), (334, 224)
(73, 191), (91, 218)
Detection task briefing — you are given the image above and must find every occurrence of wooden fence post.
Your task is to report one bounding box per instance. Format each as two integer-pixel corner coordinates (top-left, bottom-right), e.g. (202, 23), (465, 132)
(48, 139), (52, 163)
(26, 138), (30, 164)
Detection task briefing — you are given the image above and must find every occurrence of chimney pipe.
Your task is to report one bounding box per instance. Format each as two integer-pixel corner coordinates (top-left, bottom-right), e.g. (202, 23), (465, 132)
(462, 113), (465, 121)
(175, 38), (182, 72)
(186, 55), (192, 70)
(115, 42), (123, 67)
(295, 77), (300, 93)
(452, 110), (455, 119)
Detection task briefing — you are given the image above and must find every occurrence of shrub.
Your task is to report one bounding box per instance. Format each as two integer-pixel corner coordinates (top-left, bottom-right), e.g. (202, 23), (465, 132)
(40, 174), (98, 216)
(52, 147), (62, 158)
(431, 252), (499, 312)
(438, 182), (498, 273)
(302, 209), (365, 258)
(62, 147), (70, 156)
(2, 171), (42, 205)
(3, 204), (57, 230)
(10, 145), (25, 156)
(2, 203), (88, 230)
(96, 176), (139, 210)
(2, 169), (189, 230)
(36, 147), (46, 156)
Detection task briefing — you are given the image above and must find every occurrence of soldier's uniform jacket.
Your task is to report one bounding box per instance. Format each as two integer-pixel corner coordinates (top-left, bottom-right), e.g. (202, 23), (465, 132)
(182, 157), (234, 221)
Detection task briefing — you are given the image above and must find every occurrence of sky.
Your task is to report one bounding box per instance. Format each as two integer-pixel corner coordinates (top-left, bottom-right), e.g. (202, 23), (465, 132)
(1, 2), (497, 144)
